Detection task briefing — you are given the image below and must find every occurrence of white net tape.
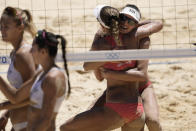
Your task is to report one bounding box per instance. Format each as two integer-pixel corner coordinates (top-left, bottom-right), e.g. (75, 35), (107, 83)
(0, 46), (195, 64)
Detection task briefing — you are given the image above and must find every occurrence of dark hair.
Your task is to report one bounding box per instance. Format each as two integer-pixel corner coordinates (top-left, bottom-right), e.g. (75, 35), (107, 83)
(100, 6), (122, 46)
(123, 4), (141, 18)
(1, 6), (37, 37)
(35, 30), (71, 97)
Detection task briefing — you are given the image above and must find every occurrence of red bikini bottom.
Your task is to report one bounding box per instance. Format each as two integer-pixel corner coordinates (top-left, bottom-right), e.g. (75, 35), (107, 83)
(139, 81), (152, 94)
(104, 102), (143, 123)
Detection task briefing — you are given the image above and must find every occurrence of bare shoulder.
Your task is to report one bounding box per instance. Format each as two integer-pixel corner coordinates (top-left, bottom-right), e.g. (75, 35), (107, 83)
(17, 44), (32, 54)
(44, 69), (66, 87)
(46, 69), (65, 82)
(15, 45), (32, 62)
(14, 45), (34, 70)
(43, 68), (66, 95)
(92, 31), (112, 51)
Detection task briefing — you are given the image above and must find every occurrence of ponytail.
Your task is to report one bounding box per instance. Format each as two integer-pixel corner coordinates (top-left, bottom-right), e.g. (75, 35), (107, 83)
(110, 19), (122, 46)
(22, 9), (37, 37)
(99, 6), (122, 46)
(56, 35), (71, 98)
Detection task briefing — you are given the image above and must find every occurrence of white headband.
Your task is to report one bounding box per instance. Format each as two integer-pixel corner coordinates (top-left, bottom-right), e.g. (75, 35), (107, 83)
(120, 7), (141, 22)
(94, 5), (110, 29)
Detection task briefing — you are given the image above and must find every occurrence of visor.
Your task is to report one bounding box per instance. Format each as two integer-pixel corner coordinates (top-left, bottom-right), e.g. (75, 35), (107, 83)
(94, 5), (110, 29)
(120, 7), (141, 22)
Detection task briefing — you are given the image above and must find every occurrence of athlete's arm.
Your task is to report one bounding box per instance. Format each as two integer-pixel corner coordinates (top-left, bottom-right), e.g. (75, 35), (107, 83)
(0, 99), (32, 110)
(94, 69), (104, 81)
(136, 37), (150, 75)
(136, 20), (163, 39)
(99, 37), (150, 82)
(137, 20), (152, 26)
(83, 33), (108, 71)
(0, 69), (42, 104)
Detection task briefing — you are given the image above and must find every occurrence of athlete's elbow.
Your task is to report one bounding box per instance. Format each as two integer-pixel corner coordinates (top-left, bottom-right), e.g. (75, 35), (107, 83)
(83, 63), (90, 71)
(9, 98), (18, 104)
(149, 21), (163, 34)
(139, 72), (148, 81)
(7, 94), (18, 104)
(155, 21), (163, 31)
(12, 97), (23, 104)
(83, 62), (95, 71)
(13, 93), (26, 104)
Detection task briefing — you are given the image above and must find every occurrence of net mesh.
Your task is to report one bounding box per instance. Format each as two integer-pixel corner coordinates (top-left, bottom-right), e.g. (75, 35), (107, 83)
(0, 0), (196, 56)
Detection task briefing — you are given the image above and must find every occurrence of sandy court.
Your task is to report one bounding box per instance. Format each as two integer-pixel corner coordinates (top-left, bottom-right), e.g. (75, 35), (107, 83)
(0, 0), (196, 131)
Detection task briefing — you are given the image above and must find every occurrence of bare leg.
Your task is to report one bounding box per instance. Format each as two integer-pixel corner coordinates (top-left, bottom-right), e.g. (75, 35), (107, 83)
(121, 112), (145, 131)
(141, 85), (162, 131)
(60, 107), (124, 131)
(88, 90), (106, 110)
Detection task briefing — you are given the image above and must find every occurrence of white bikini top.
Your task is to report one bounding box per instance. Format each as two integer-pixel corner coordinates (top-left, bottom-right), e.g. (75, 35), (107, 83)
(7, 44), (31, 89)
(30, 67), (67, 112)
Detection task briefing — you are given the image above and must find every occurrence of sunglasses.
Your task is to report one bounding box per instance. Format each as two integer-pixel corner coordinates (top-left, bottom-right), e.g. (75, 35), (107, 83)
(119, 14), (137, 26)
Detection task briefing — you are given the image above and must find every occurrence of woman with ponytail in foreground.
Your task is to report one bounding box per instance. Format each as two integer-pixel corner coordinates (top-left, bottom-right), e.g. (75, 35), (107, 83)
(0, 29), (71, 131)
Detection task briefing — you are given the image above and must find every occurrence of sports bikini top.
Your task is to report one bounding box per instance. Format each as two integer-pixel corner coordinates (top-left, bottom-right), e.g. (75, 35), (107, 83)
(103, 36), (137, 71)
(7, 44), (31, 89)
(103, 61), (137, 71)
(30, 67), (67, 112)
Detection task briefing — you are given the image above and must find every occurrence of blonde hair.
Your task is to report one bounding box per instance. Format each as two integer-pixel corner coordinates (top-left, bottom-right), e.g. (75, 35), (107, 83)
(2, 6), (37, 37)
(100, 6), (123, 46)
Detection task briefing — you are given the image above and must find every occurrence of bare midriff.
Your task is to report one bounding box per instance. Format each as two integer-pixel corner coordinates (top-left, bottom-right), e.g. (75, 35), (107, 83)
(106, 78), (141, 103)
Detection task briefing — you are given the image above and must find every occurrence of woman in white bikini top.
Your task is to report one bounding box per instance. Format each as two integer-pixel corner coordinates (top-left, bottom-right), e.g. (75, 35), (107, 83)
(0, 29), (71, 131)
(30, 67), (67, 112)
(0, 6), (37, 131)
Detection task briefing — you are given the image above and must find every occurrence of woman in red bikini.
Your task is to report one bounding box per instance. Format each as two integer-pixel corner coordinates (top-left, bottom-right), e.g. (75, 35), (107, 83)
(60, 4), (162, 131)
(91, 4), (162, 131)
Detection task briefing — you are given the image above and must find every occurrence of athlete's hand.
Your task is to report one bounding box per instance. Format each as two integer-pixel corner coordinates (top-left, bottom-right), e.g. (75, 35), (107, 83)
(94, 69), (104, 81)
(0, 117), (7, 131)
(0, 112), (8, 131)
(100, 68), (113, 79)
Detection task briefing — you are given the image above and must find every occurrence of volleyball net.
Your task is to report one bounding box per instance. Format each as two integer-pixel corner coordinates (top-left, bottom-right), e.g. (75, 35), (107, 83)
(0, 0), (196, 64)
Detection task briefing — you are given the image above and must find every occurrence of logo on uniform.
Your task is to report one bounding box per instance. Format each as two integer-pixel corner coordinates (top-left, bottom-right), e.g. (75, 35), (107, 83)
(129, 9), (136, 14)
(105, 52), (120, 59)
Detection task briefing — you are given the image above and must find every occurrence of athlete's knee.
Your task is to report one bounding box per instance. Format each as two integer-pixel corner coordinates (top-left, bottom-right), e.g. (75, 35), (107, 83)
(126, 113), (145, 129)
(145, 110), (159, 124)
(60, 124), (71, 131)
(138, 112), (145, 125)
(60, 124), (66, 131)
(146, 117), (160, 125)
(60, 123), (75, 131)
(145, 117), (162, 131)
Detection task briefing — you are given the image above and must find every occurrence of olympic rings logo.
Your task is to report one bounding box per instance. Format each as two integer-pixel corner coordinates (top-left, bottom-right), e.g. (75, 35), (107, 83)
(105, 52), (120, 59)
